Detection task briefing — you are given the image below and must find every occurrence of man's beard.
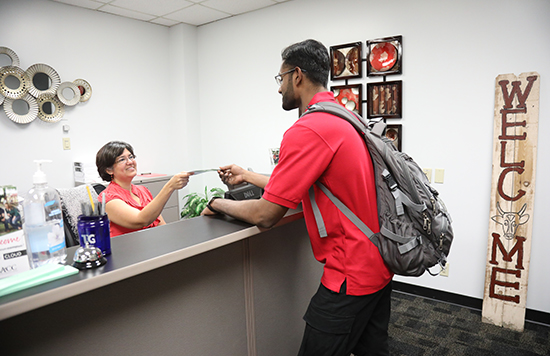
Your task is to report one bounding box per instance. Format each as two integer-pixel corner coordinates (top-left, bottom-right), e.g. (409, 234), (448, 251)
(281, 83), (299, 111)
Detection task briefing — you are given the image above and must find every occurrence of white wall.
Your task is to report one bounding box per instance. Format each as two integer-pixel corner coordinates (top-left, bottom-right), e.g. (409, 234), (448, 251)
(0, 0), (197, 193)
(1, 0), (548, 314)
(195, 0), (550, 314)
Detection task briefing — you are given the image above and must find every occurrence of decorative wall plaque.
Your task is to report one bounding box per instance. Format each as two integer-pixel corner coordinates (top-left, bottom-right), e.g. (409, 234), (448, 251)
(482, 72), (540, 332)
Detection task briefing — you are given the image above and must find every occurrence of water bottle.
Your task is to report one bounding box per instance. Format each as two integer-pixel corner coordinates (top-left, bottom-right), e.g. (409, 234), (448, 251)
(22, 160), (67, 268)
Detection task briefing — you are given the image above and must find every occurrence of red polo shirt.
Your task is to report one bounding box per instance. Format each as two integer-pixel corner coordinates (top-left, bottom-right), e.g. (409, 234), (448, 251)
(263, 91), (393, 295)
(98, 182), (161, 237)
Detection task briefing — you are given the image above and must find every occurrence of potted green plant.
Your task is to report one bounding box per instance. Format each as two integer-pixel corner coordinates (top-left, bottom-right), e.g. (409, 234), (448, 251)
(181, 186), (225, 219)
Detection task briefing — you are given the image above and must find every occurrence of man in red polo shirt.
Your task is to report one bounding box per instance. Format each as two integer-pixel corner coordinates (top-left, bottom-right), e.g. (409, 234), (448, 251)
(203, 39), (393, 356)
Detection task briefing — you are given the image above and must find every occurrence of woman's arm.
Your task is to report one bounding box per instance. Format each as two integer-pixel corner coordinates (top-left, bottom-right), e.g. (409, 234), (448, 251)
(157, 214), (166, 226)
(106, 172), (190, 230)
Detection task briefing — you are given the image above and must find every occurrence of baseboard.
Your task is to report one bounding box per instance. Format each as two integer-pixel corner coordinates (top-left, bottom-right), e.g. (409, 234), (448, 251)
(392, 281), (550, 327)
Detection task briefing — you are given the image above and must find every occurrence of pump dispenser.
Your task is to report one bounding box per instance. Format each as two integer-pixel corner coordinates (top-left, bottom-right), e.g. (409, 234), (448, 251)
(23, 160), (67, 268)
(33, 160), (48, 184)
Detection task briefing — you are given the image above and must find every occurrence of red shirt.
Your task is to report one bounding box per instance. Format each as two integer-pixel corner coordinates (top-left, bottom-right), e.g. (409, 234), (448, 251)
(98, 182), (161, 237)
(263, 92), (393, 295)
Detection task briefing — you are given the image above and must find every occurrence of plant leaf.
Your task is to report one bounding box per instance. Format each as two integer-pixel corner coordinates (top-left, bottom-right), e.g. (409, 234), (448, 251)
(210, 187), (225, 198)
(195, 201), (206, 215)
(181, 186), (226, 219)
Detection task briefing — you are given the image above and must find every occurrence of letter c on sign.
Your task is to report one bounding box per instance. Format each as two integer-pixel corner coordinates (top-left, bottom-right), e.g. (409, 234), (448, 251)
(497, 167), (526, 201)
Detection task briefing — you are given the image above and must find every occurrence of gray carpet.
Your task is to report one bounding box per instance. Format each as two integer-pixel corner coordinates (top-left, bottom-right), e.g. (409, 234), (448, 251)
(389, 291), (550, 356)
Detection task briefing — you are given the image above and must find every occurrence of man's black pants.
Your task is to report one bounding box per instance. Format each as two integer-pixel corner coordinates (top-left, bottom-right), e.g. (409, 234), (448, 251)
(297, 280), (392, 356)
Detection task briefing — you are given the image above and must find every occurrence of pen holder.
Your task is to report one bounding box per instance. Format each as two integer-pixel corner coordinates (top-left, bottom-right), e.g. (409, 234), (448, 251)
(81, 201), (105, 216)
(77, 214), (111, 256)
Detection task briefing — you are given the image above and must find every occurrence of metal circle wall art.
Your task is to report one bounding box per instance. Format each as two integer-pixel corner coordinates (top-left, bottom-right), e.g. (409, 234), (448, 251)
(0, 66), (31, 99)
(37, 93), (65, 123)
(0, 47), (20, 67)
(73, 78), (92, 102)
(0, 47), (92, 125)
(3, 94), (39, 124)
(26, 63), (61, 98)
(57, 81), (81, 106)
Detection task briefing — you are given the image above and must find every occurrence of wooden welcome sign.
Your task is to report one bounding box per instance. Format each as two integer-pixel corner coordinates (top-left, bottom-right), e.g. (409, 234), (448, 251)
(482, 72), (540, 332)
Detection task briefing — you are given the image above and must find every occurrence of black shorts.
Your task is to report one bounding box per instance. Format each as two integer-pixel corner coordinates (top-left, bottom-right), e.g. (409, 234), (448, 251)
(297, 280), (392, 356)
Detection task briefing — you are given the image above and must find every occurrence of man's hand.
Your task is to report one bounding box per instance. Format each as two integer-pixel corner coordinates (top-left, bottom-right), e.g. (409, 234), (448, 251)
(218, 164), (270, 189)
(218, 164), (247, 187)
(201, 206), (217, 216)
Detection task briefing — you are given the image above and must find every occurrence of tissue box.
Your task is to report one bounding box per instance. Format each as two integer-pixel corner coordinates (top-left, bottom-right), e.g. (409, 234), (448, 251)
(0, 185), (30, 279)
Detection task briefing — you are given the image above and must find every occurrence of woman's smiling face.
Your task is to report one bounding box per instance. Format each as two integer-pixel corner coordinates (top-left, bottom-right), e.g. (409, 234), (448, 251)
(107, 148), (137, 181)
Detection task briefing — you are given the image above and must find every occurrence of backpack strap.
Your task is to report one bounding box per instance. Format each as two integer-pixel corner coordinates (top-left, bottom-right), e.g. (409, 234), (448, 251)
(313, 181), (375, 240)
(382, 169), (426, 216)
(310, 182), (420, 254)
(379, 226), (421, 254)
(309, 185), (327, 238)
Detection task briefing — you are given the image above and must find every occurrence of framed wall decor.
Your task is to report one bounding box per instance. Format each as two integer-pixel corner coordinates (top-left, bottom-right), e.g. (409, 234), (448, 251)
(331, 84), (362, 116)
(366, 35), (402, 76)
(385, 124), (402, 151)
(330, 42), (362, 80)
(269, 148), (280, 166)
(366, 80), (401, 119)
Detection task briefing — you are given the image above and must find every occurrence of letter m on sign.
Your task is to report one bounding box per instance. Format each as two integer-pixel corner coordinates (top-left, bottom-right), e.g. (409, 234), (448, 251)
(482, 72), (539, 332)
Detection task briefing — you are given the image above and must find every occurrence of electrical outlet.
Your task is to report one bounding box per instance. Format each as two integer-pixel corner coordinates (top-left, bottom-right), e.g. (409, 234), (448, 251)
(62, 137), (71, 150)
(440, 262), (449, 277)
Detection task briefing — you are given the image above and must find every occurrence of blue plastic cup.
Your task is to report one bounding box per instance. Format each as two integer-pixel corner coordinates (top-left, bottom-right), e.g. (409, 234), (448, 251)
(77, 214), (111, 256)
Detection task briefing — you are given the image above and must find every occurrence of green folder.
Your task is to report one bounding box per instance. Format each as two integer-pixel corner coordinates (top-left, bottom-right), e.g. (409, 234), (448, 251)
(0, 264), (79, 298)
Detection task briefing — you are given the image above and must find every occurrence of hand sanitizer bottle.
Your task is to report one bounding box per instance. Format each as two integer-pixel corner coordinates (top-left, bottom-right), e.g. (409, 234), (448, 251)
(23, 160), (67, 268)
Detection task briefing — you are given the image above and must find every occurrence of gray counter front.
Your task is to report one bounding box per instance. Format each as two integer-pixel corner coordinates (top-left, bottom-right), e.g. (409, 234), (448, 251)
(0, 211), (322, 356)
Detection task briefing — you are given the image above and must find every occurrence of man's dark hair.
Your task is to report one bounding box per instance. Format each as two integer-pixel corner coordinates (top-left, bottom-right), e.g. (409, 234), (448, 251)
(281, 39), (330, 88)
(96, 141), (135, 181)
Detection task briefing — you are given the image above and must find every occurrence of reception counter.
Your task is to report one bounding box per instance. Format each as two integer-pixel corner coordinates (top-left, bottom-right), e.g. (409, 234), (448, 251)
(0, 210), (322, 356)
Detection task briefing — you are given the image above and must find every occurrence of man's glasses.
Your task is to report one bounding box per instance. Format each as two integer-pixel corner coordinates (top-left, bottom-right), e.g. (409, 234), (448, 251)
(115, 154), (137, 165)
(274, 67), (307, 86)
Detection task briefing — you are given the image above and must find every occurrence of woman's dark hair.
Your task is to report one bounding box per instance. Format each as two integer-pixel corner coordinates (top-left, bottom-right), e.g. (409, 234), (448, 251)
(96, 141), (135, 181)
(281, 39), (330, 88)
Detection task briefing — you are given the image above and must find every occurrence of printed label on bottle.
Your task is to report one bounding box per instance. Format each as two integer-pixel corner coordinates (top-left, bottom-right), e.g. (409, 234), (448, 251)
(49, 208), (62, 217)
(48, 223), (65, 253)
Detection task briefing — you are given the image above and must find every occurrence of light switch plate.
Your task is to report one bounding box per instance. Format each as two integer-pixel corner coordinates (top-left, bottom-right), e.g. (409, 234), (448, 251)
(422, 168), (432, 183)
(62, 137), (71, 150)
(435, 169), (444, 183)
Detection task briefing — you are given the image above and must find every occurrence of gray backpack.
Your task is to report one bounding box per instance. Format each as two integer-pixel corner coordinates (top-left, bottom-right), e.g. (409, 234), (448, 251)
(303, 102), (453, 277)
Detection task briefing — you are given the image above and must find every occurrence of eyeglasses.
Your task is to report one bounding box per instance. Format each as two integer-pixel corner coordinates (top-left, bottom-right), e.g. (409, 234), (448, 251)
(115, 154), (137, 165)
(274, 67), (306, 86)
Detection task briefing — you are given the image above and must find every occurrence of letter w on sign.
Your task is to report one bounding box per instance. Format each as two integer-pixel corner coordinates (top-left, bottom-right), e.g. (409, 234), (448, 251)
(482, 72), (540, 332)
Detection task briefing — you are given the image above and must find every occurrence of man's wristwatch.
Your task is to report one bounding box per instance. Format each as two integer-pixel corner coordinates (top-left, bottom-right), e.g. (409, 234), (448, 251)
(206, 197), (222, 214)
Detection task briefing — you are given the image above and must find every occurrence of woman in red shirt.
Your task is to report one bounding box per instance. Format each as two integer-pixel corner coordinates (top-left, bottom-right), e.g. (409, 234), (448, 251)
(96, 141), (191, 237)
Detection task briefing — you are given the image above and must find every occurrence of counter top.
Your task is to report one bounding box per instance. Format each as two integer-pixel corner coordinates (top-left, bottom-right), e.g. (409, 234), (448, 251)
(0, 210), (303, 321)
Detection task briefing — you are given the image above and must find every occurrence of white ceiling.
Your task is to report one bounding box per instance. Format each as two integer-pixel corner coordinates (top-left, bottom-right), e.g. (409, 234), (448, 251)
(50, 0), (293, 27)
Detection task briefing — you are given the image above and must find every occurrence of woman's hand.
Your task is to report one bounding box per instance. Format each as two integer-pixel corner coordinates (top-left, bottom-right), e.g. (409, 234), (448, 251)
(168, 172), (192, 191)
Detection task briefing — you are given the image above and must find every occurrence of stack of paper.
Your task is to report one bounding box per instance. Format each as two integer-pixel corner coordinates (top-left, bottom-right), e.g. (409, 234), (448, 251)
(74, 162), (103, 185)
